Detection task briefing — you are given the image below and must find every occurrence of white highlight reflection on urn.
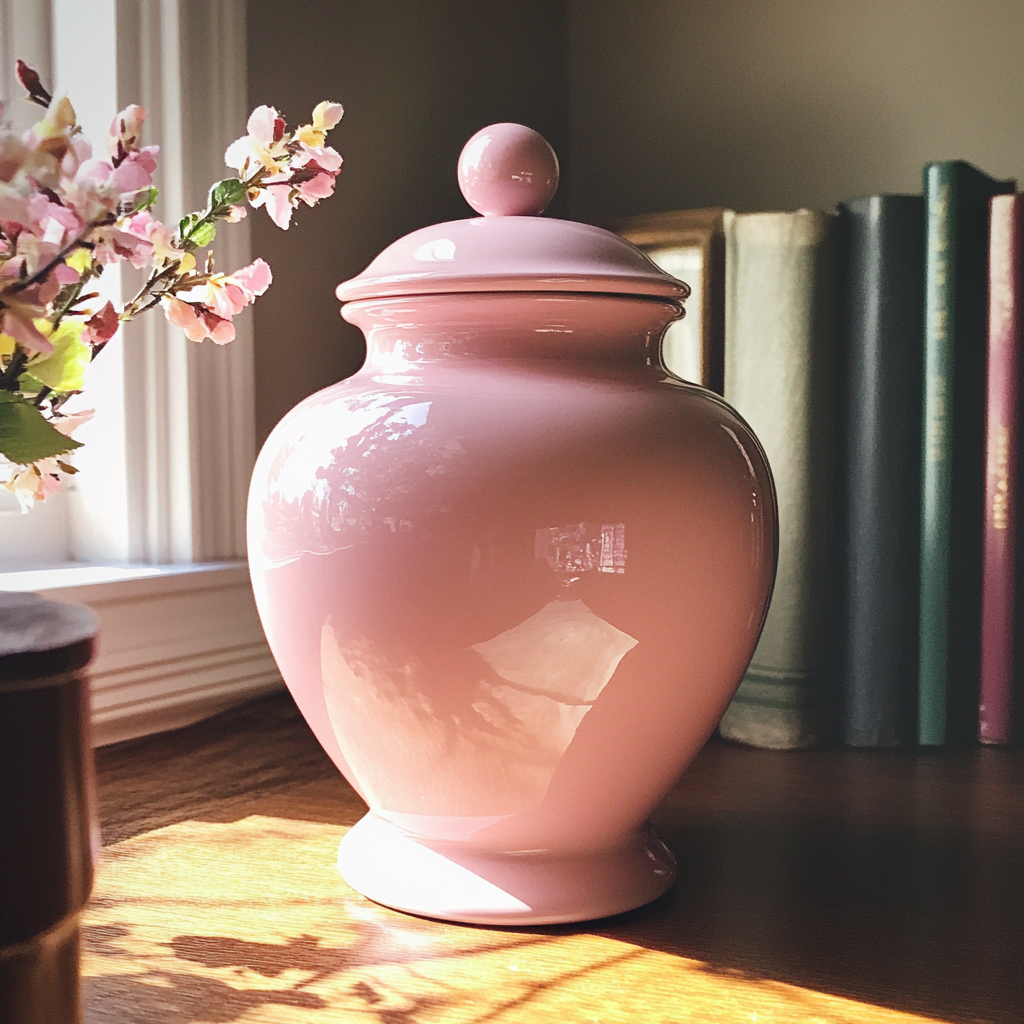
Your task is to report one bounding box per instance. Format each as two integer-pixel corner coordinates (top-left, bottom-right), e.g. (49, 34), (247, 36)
(321, 598), (638, 818)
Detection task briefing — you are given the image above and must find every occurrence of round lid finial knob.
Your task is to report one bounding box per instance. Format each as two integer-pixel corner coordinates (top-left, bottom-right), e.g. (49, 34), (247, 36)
(458, 123), (559, 217)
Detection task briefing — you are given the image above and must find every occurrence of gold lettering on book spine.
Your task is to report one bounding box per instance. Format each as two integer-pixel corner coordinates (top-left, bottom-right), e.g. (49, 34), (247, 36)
(927, 374), (947, 464)
(991, 425), (1011, 530)
(988, 205), (1013, 531)
(926, 183), (951, 465)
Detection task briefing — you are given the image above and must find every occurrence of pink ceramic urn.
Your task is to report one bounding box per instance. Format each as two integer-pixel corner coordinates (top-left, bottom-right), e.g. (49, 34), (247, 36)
(247, 124), (777, 925)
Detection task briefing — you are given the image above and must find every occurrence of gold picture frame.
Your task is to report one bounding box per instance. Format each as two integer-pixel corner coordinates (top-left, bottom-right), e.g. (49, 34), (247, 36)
(607, 208), (727, 395)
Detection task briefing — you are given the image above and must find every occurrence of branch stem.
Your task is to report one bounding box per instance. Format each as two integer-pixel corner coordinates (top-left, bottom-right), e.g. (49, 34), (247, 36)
(5, 235), (98, 295)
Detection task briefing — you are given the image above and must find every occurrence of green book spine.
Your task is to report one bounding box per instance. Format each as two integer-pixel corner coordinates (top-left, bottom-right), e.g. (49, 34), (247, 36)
(919, 162), (1015, 746)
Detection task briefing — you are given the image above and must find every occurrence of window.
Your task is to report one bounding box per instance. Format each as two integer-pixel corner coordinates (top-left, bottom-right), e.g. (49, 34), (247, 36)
(0, 0), (281, 742)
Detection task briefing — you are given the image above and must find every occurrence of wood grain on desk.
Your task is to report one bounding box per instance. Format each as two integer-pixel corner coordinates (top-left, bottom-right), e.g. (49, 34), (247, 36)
(86, 694), (1023, 1023)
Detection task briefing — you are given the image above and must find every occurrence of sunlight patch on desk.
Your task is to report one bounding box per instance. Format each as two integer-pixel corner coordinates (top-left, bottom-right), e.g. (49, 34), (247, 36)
(82, 813), (956, 1024)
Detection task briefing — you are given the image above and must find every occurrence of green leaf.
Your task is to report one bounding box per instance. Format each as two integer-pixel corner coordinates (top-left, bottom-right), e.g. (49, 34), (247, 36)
(178, 212), (201, 239)
(16, 374), (47, 395)
(177, 212), (217, 249)
(208, 177), (246, 210)
(189, 219), (217, 247)
(26, 319), (90, 392)
(132, 186), (159, 213)
(0, 393), (83, 464)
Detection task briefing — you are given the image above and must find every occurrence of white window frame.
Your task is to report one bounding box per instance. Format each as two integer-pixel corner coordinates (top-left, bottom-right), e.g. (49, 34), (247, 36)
(0, 1), (282, 743)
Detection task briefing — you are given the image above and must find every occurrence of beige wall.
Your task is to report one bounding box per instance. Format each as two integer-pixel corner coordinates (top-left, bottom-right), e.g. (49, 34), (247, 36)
(568, 0), (1024, 220)
(248, 1), (1024, 440)
(247, 0), (568, 442)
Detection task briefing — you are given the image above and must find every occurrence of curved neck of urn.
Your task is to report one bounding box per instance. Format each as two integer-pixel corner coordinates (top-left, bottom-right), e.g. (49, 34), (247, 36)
(341, 291), (683, 372)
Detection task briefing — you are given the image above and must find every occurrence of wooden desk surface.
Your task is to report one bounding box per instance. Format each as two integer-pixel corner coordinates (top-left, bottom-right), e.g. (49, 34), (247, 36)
(86, 694), (1023, 1024)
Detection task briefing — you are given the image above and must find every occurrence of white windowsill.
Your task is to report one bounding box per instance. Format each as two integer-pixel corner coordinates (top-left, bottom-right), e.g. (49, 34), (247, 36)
(0, 561), (230, 593)
(0, 562), (283, 747)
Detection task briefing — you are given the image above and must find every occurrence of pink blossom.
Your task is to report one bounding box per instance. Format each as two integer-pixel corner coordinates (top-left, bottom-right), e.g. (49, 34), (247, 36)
(231, 257), (272, 298)
(248, 105), (283, 146)
(2, 310), (52, 356)
(60, 136), (92, 178)
(295, 172), (337, 205)
(292, 145), (342, 210)
(0, 191), (30, 228)
(53, 263), (80, 287)
(200, 258), (273, 316)
(64, 150), (159, 224)
(161, 297), (234, 344)
(178, 257), (273, 320)
(224, 105), (289, 176)
(90, 225), (152, 268)
(295, 143), (343, 174)
(37, 270), (64, 305)
(108, 148), (158, 193)
(36, 465), (63, 498)
(26, 193), (82, 247)
(199, 308), (235, 344)
(203, 278), (251, 319)
(106, 104), (147, 164)
(52, 409), (95, 436)
(295, 102), (344, 148)
(163, 258), (270, 345)
(317, 102), (344, 130)
(64, 161), (122, 221)
(4, 460), (63, 508)
(162, 296), (207, 341)
(2, 233), (63, 280)
(124, 211), (185, 265)
(75, 159), (114, 187)
(248, 183), (294, 229)
(123, 209), (157, 239)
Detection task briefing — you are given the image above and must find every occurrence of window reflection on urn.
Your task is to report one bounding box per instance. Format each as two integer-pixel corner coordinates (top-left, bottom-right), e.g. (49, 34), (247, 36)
(322, 524), (638, 820)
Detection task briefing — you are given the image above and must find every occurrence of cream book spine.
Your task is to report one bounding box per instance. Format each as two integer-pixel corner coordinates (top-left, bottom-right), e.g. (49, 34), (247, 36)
(720, 210), (839, 749)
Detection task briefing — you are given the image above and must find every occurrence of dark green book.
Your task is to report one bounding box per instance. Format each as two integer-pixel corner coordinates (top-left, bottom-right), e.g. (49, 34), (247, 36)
(837, 195), (924, 748)
(919, 162), (1015, 746)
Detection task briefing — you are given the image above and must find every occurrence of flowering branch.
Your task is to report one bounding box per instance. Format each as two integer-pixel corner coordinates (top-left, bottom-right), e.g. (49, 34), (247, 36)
(0, 62), (343, 508)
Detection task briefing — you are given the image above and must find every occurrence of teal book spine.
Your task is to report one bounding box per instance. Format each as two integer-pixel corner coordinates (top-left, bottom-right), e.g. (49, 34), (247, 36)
(918, 162), (1015, 746)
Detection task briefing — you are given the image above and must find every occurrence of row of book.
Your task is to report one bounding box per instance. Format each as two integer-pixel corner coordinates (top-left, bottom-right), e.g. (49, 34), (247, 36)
(614, 161), (1021, 749)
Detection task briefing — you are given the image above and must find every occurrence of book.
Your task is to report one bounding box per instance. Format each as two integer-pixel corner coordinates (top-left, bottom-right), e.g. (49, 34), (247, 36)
(608, 208), (728, 394)
(719, 210), (838, 749)
(836, 195), (925, 747)
(979, 193), (1024, 745)
(918, 162), (1014, 747)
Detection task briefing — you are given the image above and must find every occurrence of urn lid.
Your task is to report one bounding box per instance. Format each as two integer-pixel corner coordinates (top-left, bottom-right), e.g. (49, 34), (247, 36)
(335, 123), (689, 303)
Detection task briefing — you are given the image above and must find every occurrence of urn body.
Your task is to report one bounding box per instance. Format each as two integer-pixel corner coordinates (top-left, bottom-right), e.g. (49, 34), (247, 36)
(247, 289), (776, 923)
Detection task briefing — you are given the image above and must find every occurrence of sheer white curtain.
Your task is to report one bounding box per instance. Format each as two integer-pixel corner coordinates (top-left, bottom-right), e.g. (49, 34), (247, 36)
(0, 0), (254, 569)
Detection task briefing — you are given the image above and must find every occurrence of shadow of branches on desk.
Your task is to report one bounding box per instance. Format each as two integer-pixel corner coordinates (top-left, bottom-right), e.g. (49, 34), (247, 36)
(85, 917), (651, 1024)
(84, 969), (326, 1024)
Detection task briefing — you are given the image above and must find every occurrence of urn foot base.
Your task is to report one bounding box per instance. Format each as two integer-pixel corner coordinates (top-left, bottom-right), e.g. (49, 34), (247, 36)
(338, 812), (676, 925)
